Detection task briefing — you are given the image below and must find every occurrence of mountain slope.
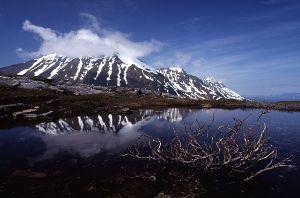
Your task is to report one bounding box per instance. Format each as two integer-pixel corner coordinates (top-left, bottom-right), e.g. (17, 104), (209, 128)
(0, 54), (243, 100)
(158, 67), (242, 100)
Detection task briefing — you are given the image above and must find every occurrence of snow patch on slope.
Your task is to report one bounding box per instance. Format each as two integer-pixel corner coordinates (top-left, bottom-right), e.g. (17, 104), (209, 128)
(73, 58), (83, 80)
(17, 55), (54, 75)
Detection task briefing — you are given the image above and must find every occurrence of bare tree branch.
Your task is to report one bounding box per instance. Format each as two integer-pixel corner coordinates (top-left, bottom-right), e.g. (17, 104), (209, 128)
(122, 114), (294, 182)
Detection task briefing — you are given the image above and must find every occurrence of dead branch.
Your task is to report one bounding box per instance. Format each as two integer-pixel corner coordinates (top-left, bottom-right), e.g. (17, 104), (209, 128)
(122, 114), (294, 182)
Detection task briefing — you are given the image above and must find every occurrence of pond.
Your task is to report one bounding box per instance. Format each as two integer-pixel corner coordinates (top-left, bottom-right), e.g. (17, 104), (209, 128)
(0, 108), (299, 197)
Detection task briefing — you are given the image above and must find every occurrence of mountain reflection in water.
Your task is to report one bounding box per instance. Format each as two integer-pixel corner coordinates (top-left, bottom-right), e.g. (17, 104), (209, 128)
(36, 108), (192, 135)
(32, 108), (201, 159)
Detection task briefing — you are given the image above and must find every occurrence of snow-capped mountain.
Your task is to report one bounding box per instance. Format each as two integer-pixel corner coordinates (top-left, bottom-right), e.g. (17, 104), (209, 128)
(0, 54), (243, 100)
(158, 67), (242, 100)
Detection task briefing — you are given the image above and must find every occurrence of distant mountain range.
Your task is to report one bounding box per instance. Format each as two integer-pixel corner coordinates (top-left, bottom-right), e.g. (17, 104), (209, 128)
(247, 93), (300, 102)
(0, 54), (243, 100)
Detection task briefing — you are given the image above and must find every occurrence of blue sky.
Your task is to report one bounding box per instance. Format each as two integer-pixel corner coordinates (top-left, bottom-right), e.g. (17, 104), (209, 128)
(0, 0), (299, 95)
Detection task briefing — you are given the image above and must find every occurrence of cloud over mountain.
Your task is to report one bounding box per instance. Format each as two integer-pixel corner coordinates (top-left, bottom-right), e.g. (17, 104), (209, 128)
(17, 14), (162, 61)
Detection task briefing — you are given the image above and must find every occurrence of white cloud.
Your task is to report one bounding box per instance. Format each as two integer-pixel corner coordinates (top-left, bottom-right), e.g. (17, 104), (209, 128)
(174, 52), (191, 66)
(191, 58), (206, 68)
(18, 14), (162, 61)
(153, 52), (193, 67)
(22, 20), (57, 41)
(80, 12), (101, 33)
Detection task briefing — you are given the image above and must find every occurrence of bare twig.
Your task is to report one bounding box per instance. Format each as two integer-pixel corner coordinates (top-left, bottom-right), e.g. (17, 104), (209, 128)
(122, 115), (294, 182)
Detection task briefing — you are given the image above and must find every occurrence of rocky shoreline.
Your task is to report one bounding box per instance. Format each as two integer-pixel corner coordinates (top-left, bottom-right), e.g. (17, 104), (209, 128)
(0, 75), (299, 128)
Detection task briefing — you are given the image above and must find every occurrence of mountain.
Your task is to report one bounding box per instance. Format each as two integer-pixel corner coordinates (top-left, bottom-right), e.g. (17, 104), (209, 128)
(0, 54), (243, 100)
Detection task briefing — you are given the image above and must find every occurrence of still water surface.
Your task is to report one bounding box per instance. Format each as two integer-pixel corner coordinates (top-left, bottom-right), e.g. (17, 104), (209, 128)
(0, 108), (299, 197)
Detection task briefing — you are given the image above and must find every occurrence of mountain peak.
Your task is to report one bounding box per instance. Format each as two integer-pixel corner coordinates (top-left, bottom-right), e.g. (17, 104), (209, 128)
(117, 55), (156, 73)
(169, 66), (184, 73)
(35, 54), (156, 73)
(158, 66), (186, 74)
(203, 77), (223, 84)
